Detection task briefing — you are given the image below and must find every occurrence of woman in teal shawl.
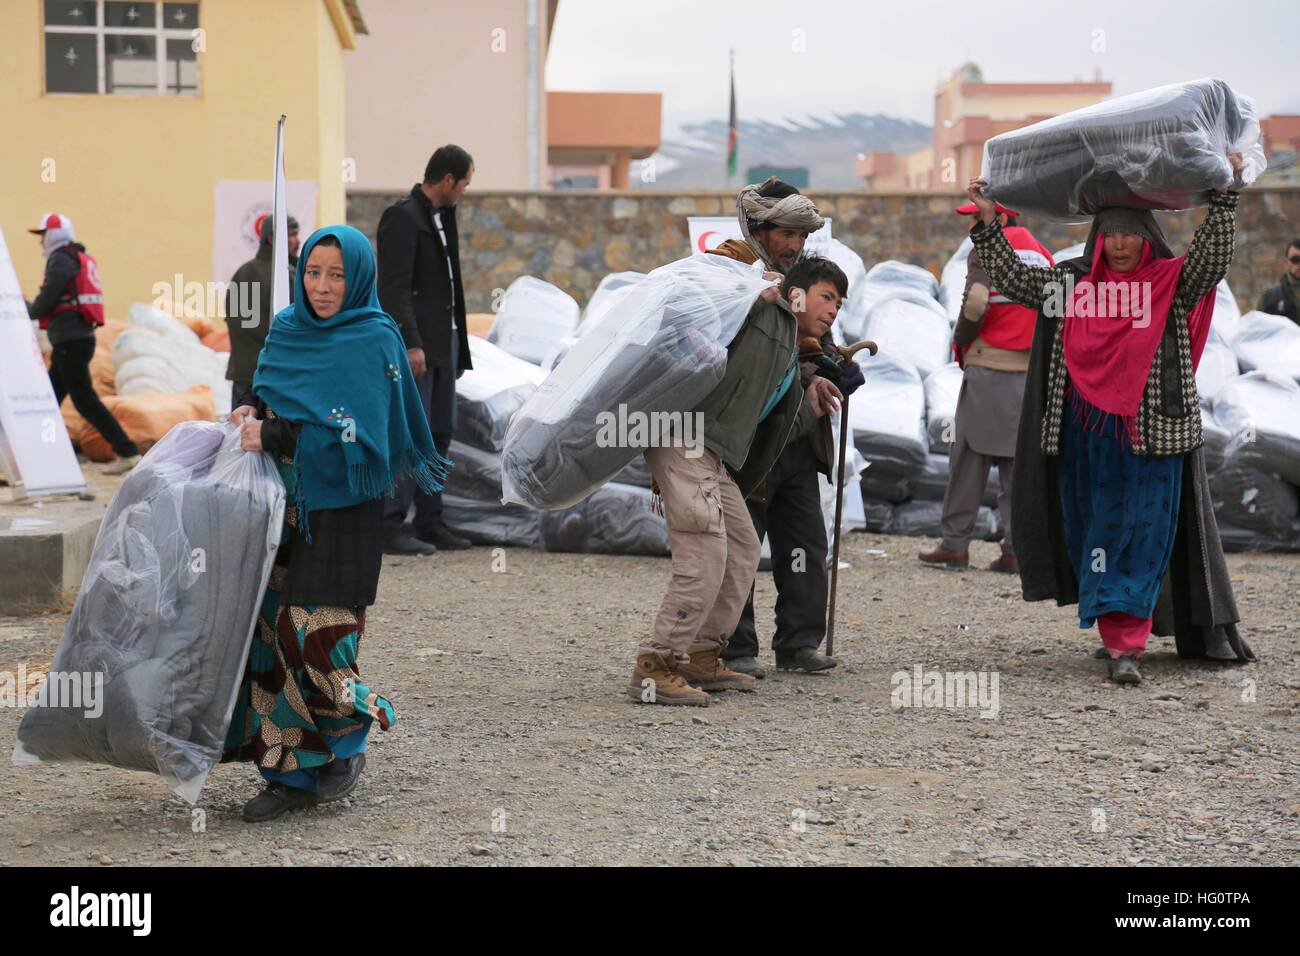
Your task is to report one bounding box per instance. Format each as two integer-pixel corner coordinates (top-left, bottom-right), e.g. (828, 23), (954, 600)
(222, 224), (450, 823)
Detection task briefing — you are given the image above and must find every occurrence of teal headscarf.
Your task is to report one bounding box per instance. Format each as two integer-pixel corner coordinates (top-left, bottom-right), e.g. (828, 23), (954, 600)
(253, 224), (450, 540)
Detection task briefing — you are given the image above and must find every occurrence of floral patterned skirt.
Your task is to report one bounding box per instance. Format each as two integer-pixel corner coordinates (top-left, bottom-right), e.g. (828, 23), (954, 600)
(221, 462), (395, 791)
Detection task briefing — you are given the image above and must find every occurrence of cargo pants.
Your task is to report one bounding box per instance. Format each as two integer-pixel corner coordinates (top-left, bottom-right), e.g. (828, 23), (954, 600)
(640, 444), (762, 659)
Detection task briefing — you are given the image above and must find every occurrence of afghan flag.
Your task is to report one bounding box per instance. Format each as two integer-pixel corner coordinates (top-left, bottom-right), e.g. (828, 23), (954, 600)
(726, 51), (738, 178)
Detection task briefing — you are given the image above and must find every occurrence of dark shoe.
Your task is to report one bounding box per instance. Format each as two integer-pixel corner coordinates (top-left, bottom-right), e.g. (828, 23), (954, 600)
(384, 532), (436, 556)
(723, 655), (767, 679)
(918, 544), (969, 569)
(776, 647), (838, 673)
(416, 522), (472, 551)
(987, 553), (1019, 574)
(242, 782), (318, 823)
(316, 752), (366, 803)
(1107, 656), (1142, 685)
(1092, 646), (1110, 660)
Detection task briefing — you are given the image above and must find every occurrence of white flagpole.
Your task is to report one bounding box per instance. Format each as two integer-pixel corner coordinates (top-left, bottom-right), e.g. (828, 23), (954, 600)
(271, 115), (290, 317)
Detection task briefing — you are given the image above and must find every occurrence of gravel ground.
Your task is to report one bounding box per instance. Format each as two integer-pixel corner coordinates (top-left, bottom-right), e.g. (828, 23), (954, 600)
(1, 533), (1296, 867)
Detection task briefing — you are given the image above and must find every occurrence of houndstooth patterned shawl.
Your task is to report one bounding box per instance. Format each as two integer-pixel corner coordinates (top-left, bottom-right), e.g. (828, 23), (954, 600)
(969, 191), (1239, 458)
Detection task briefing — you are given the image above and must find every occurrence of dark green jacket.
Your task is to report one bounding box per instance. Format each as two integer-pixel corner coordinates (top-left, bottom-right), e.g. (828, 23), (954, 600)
(225, 243), (292, 397)
(694, 295), (820, 498)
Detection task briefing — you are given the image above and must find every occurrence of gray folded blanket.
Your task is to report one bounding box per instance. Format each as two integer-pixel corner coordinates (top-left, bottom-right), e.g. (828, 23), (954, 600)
(14, 423), (284, 802)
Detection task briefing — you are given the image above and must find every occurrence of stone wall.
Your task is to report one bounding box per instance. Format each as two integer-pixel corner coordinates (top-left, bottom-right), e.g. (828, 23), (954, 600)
(347, 188), (1300, 316)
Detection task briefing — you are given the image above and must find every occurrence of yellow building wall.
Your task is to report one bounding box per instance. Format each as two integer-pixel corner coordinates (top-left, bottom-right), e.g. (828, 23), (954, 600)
(1, 0), (351, 323)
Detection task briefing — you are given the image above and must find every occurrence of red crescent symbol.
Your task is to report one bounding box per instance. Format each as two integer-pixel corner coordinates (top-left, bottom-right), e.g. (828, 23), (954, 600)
(252, 213), (269, 241)
(697, 230), (719, 252)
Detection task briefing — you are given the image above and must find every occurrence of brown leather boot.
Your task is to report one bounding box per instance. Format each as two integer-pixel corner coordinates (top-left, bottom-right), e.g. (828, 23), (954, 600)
(627, 652), (709, 706)
(918, 544), (969, 569)
(677, 645), (758, 692)
(987, 553), (1019, 574)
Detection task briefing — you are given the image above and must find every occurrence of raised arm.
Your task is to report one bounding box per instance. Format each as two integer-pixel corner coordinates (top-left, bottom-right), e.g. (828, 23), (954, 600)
(964, 178), (1065, 311)
(1174, 190), (1239, 308)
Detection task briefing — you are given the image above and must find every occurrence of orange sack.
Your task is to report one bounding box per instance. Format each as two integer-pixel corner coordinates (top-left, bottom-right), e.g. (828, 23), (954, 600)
(78, 385), (216, 462)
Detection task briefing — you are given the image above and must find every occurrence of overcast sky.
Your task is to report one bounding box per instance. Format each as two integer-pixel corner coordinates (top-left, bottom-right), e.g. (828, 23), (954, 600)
(546, 0), (1299, 133)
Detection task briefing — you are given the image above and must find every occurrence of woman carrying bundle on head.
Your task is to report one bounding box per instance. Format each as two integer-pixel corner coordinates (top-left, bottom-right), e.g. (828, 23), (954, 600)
(964, 156), (1255, 685)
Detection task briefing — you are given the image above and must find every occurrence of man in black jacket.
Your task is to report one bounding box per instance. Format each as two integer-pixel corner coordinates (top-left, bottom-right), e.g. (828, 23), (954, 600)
(1256, 238), (1300, 325)
(376, 145), (475, 555)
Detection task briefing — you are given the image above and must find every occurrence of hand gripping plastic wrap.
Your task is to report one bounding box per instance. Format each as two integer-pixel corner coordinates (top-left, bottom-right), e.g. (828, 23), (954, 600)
(501, 254), (776, 510)
(487, 276), (582, 365)
(454, 337), (546, 452)
(981, 78), (1266, 222)
(13, 421), (285, 803)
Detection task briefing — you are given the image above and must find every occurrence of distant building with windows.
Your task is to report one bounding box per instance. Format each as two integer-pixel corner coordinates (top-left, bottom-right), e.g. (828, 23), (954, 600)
(2, 0), (366, 321)
(858, 63), (1112, 191)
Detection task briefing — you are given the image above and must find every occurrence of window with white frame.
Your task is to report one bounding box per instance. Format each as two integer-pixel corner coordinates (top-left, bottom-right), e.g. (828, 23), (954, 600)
(43, 1), (201, 96)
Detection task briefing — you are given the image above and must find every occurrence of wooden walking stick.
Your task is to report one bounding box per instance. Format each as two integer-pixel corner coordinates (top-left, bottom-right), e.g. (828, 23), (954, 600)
(826, 339), (877, 657)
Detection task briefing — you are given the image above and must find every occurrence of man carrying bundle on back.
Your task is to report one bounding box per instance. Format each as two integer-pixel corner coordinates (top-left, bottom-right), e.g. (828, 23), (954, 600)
(628, 179), (845, 707)
(706, 178), (865, 678)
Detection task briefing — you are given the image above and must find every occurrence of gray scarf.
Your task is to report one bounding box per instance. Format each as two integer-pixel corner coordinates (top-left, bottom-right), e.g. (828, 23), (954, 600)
(735, 179), (825, 270)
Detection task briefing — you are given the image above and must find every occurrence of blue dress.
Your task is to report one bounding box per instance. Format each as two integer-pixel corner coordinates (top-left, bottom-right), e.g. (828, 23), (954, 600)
(1057, 393), (1183, 629)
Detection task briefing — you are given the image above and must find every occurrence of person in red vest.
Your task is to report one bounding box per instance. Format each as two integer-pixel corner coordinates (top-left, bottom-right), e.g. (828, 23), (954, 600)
(26, 212), (140, 475)
(919, 201), (1052, 572)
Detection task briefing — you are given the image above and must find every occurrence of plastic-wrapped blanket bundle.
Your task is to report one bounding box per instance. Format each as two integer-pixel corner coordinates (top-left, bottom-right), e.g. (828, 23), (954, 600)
(582, 272), (645, 330)
(909, 452), (1001, 509)
(1213, 371), (1300, 486)
(441, 494), (543, 549)
(13, 421), (285, 803)
(540, 483), (668, 557)
(455, 337), (546, 452)
(819, 239), (870, 343)
(938, 238), (973, 325)
(885, 500), (1001, 541)
(849, 351), (929, 480)
(843, 261), (945, 342)
(1210, 279), (1242, 345)
(863, 299), (953, 379)
(1195, 340), (1240, 405)
(444, 439), (506, 501)
(1201, 410), (1231, 475)
(982, 78), (1266, 222)
(924, 362), (964, 452)
(1231, 311), (1300, 383)
(1208, 462), (1300, 544)
(487, 276), (582, 364)
(501, 255), (775, 510)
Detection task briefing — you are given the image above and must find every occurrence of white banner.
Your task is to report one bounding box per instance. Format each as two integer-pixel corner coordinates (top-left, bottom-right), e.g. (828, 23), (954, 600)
(0, 225), (86, 499)
(687, 216), (833, 257)
(211, 178), (316, 289)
